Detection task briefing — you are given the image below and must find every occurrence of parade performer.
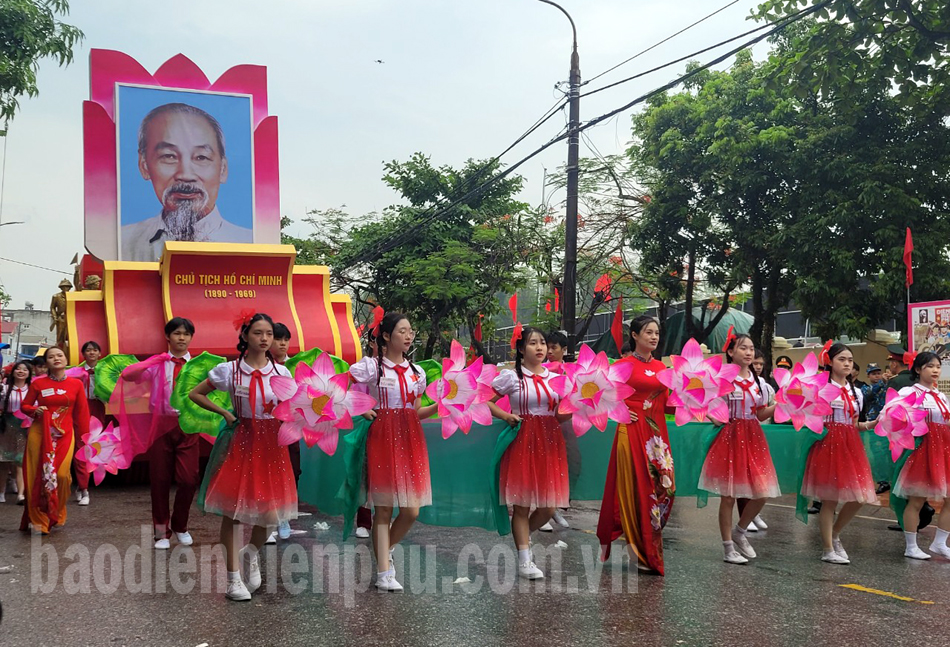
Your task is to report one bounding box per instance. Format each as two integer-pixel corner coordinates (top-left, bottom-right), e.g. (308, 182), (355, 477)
(19, 347), (89, 534)
(891, 352), (950, 560)
(596, 315), (675, 575)
(72, 340), (103, 506)
(800, 342), (877, 564)
(118, 318), (200, 550)
(270, 321), (296, 543)
(190, 312), (297, 601)
(698, 333), (780, 564)
(0, 361), (31, 504)
(347, 312), (435, 592)
(488, 326), (570, 580)
(742, 348), (776, 532)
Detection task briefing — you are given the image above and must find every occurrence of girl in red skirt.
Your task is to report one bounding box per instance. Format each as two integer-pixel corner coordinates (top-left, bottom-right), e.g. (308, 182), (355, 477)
(699, 333), (780, 565)
(190, 312), (297, 601)
(348, 312), (436, 592)
(892, 352), (950, 560)
(488, 326), (570, 580)
(801, 342), (877, 564)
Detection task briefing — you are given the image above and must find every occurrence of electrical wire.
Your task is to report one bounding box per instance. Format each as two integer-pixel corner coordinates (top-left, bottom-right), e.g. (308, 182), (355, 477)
(0, 256), (70, 274)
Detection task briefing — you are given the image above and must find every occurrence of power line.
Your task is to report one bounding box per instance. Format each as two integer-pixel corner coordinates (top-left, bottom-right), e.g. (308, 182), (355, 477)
(0, 256), (70, 275)
(582, 0), (741, 88)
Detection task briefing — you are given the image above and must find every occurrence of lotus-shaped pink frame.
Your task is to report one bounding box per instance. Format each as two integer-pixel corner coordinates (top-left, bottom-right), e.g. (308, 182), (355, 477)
(426, 340), (498, 438)
(772, 353), (841, 433)
(549, 344), (635, 436)
(656, 338), (739, 425)
(875, 388), (929, 461)
(80, 417), (125, 485)
(83, 49), (281, 260)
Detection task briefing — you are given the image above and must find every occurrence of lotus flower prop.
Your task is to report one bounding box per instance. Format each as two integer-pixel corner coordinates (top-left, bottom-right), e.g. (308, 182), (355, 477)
(656, 338), (740, 425)
(772, 353), (841, 433)
(875, 388), (929, 461)
(271, 352), (377, 455)
(80, 418), (125, 485)
(550, 344), (635, 436)
(12, 409), (31, 429)
(426, 340), (498, 438)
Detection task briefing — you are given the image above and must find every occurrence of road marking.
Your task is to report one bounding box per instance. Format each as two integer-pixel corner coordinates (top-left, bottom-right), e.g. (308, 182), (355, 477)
(839, 584), (934, 604)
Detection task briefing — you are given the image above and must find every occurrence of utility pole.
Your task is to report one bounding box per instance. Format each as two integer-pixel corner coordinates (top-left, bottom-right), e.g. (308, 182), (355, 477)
(537, 0), (580, 359)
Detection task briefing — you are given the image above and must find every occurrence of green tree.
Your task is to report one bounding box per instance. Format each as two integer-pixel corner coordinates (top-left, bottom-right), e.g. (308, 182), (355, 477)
(0, 0), (83, 125)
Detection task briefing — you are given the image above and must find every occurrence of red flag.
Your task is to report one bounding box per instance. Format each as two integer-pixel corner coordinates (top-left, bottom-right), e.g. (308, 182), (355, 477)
(610, 297), (624, 355)
(508, 294), (518, 323)
(545, 301), (552, 312)
(903, 227), (914, 288)
(473, 318), (483, 343)
(554, 288), (560, 312)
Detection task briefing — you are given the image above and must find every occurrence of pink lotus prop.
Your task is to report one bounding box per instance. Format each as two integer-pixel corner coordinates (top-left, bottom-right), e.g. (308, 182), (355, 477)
(656, 338), (739, 425)
(875, 388), (929, 461)
(80, 418), (125, 485)
(271, 353), (377, 455)
(772, 354), (841, 433)
(12, 409), (32, 429)
(426, 340), (498, 438)
(550, 344), (635, 436)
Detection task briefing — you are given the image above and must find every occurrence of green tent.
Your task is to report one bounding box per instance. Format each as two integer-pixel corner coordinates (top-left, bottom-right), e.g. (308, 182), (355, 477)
(661, 307), (753, 356)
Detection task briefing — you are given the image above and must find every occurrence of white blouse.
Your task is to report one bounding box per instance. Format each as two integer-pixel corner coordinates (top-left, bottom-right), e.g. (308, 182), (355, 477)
(826, 381), (863, 425)
(726, 376), (771, 420)
(348, 357), (426, 410)
(207, 359), (291, 419)
(492, 367), (559, 417)
(898, 385), (950, 425)
(2, 384), (29, 413)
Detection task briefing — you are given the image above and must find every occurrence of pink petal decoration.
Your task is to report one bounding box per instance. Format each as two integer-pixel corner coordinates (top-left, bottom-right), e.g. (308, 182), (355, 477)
(80, 418), (125, 486)
(549, 344), (636, 436)
(656, 339), (739, 425)
(773, 354), (841, 433)
(272, 352), (376, 454)
(426, 340), (499, 438)
(875, 388), (929, 461)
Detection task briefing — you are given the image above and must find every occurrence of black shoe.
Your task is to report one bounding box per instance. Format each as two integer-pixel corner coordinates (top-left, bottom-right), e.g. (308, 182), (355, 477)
(875, 481), (891, 494)
(888, 523), (902, 531)
(807, 501), (822, 514)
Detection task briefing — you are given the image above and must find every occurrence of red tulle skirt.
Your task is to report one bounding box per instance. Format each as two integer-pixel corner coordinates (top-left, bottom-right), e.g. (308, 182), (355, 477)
(366, 408), (431, 508)
(499, 414), (569, 508)
(200, 418), (297, 526)
(699, 418), (781, 499)
(893, 422), (950, 499)
(801, 422), (877, 504)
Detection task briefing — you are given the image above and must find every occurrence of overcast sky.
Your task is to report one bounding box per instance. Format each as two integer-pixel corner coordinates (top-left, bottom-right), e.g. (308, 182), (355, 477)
(0, 0), (770, 309)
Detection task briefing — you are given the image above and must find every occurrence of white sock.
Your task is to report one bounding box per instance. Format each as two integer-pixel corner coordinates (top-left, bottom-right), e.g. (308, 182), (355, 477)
(933, 528), (950, 547)
(377, 567), (394, 578)
(904, 532), (919, 550)
(227, 570), (241, 583)
(722, 540), (735, 554)
(734, 525), (747, 535)
(518, 548), (531, 564)
(245, 545), (259, 560)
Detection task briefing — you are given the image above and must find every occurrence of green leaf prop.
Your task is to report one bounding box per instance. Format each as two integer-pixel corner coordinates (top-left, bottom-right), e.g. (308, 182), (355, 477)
(417, 358), (443, 409)
(170, 351), (232, 437)
(284, 347), (350, 376)
(93, 354), (138, 404)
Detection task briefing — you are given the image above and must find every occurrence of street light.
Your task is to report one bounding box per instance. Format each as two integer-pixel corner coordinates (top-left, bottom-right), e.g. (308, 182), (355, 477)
(537, 0), (580, 359)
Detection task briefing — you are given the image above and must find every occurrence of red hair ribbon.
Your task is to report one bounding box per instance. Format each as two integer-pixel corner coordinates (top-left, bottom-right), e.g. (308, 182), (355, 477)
(369, 305), (385, 337)
(818, 339), (833, 367)
(508, 294), (522, 350)
(721, 325), (737, 353)
(510, 322), (523, 350)
(232, 308), (256, 331)
(904, 351), (918, 367)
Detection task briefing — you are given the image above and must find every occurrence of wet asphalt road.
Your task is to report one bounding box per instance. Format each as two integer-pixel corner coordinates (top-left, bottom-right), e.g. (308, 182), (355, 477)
(0, 486), (946, 647)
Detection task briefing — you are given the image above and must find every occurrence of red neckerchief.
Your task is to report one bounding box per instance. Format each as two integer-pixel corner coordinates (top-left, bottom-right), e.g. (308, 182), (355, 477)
(839, 386), (856, 419)
(529, 372), (557, 412)
(922, 387), (950, 420)
(392, 364), (415, 406)
(170, 357), (186, 384)
(736, 378), (756, 415)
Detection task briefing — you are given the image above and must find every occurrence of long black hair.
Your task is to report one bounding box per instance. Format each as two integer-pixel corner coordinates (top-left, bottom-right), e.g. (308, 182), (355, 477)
(910, 351), (941, 383)
(236, 312), (277, 369)
(724, 333), (764, 397)
(514, 326), (546, 381)
(628, 315), (659, 355)
(374, 311), (420, 386)
(823, 342), (858, 402)
(1, 361), (32, 434)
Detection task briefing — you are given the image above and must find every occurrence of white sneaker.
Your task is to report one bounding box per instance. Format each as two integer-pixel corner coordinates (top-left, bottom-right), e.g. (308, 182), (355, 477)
(753, 514), (767, 530)
(265, 531), (277, 545)
(240, 547), (262, 593)
(75, 490), (83, 503)
(832, 537), (848, 561)
(518, 561), (544, 580)
(821, 551), (850, 565)
(225, 579), (252, 601)
(723, 550), (749, 565)
(904, 546), (932, 560)
(176, 531), (194, 546)
(929, 542), (950, 558)
(746, 520), (758, 532)
(539, 522), (554, 532)
(355, 526), (370, 539)
(375, 572), (404, 592)
(278, 520), (291, 540)
(0, 492), (5, 503)
(731, 529), (756, 559)
(552, 510), (570, 528)
(154, 538), (171, 550)
(78, 490), (89, 506)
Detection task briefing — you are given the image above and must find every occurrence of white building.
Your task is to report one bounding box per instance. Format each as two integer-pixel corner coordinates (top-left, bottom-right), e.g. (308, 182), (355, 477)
(1, 307), (55, 364)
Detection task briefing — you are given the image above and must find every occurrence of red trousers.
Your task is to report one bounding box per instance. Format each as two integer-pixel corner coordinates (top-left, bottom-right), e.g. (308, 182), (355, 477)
(149, 425), (199, 538)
